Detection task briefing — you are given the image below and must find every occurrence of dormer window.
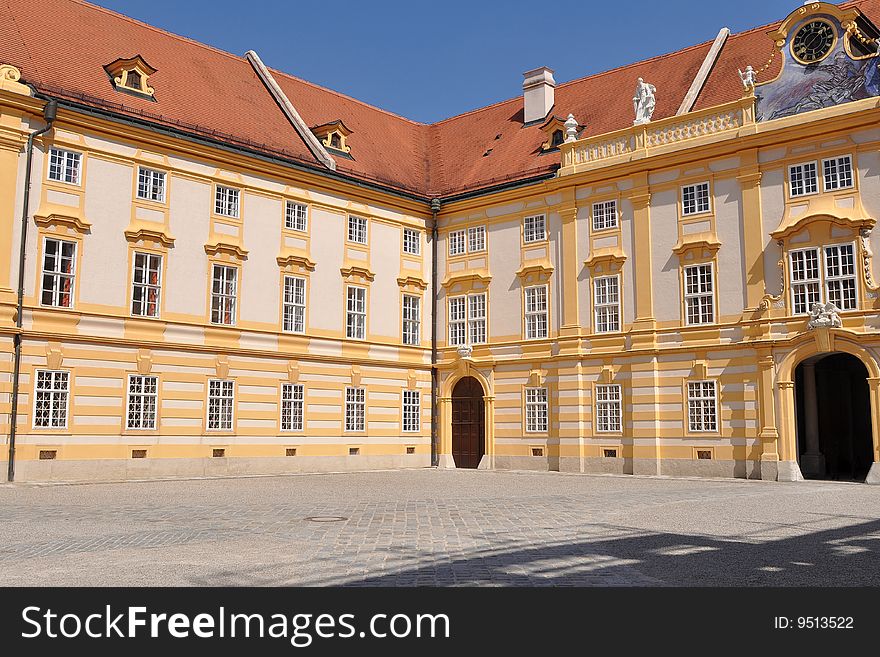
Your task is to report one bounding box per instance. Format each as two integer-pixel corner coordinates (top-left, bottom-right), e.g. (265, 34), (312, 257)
(550, 129), (564, 148)
(310, 120), (353, 155)
(104, 55), (157, 99)
(539, 115), (575, 151)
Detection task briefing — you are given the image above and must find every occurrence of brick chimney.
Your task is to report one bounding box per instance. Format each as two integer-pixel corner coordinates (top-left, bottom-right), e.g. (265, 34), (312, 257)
(522, 66), (556, 124)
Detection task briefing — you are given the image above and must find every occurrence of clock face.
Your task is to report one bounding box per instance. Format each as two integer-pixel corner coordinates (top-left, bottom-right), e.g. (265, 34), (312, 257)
(791, 19), (836, 64)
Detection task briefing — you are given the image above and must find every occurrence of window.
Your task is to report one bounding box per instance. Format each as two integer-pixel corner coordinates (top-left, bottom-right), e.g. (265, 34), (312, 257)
(345, 386), (365, 432)
(523, 214), (546, 243)
(822, 155), (853, 191)
(790, 248), (822, 314)
(214, 185), (240, 218)
(285, 201), (308, 232)
(468, 293), (487, 344)
(681, 182), (711, 215)
(136, 167), (166, 202)
(126, 374), (158, 430)
(789, 162), (818, 197)
(683, 264), (715, 325)
(125, 70), (143, 91)
(448, 296), (466, 345)
(283, 275), (306, 333)
(403, 228), (420, 255)
(525, 388), (548, 433)
(281, 383), (304, 432)
(348, 215), (367, 244)
(524, 285), (548, 339)
(41, 238), (76, 308)
(210, 264), (237, 325)
(346, 285), (366, 339)
(33, 370), (69, 429)
(402, 294), (420, 345)
(550, 129), (564, 148)
(824, 244), (857, 310)
(131, 252), (162, 317)
(592, 200), (618, 231)
(47, 148), (81, 185)
(207, 379), (234, 430)
(402, 389), (420, 432)
(596, 384), (622, 433)
(467, 226), (486, 253)
(449, 230), (466, 256)
(448, 293), (487, 345)
(593, 275), (620, 333)
(687, 380), (718, 432)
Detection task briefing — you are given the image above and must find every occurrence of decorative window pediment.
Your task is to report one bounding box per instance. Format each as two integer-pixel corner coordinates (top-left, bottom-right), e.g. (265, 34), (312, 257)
(276, 250), (316, 272)
(583, 246), (626, 273)
(340, 264), (375, 282)
(672, 232), (721, 259)
(311, 120), (352, 154)
(104, 56), (157, 98)
(204, 239), (248, 262)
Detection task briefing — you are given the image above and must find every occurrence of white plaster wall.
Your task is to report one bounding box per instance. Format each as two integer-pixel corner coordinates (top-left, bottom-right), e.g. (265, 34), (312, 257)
(649, 190), (680, 322)
(370, 220), (399, 339)
(575, 204), (592, 329)
(547, 211), (561, 334)
(166, 176), (210, 316)
(760, 168), (785, 297)
(240, 193), (280, 326)
(487, 219), (522, 338)
(619, 199), (636, 326)
(858, 150), (880, 266)
(308, 208), (343, 332)
(714, 177), (746, 316)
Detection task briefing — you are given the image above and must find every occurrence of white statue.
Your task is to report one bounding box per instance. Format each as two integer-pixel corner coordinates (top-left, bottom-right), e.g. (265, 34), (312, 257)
(808, 302), (842, 329)
(738, 65), (757, 90)
(564, 113), (578, 143)
(456, 344), (473, 359)
(633, 78), (656, 125)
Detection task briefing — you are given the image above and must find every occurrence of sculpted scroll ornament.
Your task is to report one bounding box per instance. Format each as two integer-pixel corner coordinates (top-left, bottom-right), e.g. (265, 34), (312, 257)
(860, 227), (878, 291)
(759, 240), (786, 312)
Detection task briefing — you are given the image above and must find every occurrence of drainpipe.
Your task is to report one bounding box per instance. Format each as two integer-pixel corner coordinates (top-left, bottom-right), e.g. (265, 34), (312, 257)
(430, 197), (440, 467)
(7, 98), (57, 482)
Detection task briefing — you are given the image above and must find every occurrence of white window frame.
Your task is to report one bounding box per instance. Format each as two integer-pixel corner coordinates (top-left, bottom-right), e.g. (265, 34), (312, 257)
(448, 230), (466, 256)
(346, 285), (367, 340)
(347, 215), (368, 244)
(592, 200), (618, 231)
(207, 379), (235, 431)
(210, 264), (238, 325)
(593, 275), (621, 333)
(524, 284), (548, 340)
(40, 237), (77, 309)
(789, 247), (822, 315)
(285, 201), (308, 232)
(402, 293), (421, 346)
(467, 293), (487, 345)
(683, 263), (715, 326)
(788, 161), (819, 197)
(402, 389), (421, 433)
(823, 243), (858, 311)
(822, 155), (854, 192)
(523, 214), (546, 244)
(467, 226), (486, 253)
(131, 251), (162, 318)
(214, 185), (240, 218)
(345, 386), (366, 432)
(681, 182), (711, 216)
(136, 166), (166, 203)
(595, 384), (622, 433)
(687, 380), (718, 433)
(47, 147), (81, 185)
(280, 383), (304, 432)
(403, 228), (421, 255)
(448, 295), (467, 345)
(525, 387), (548, 433)
(126, 374), (158, 430)
(283, 275), (307, 334)
(33, 369), (70, 429)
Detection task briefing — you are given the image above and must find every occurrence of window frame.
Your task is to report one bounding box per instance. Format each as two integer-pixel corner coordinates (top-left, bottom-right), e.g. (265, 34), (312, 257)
(33, 369), (70, 430)
(823, 242), (858, 311)
(821, 155), (854, 192)
(285, 201), (308, 232)
(280, 382), (305, 433)
(206, 378), (235, 431)
(126, 373), (159, 431)
(344, 386), (366, 433)
(788, 161), (819, 198)
(593, 274), (621, 333)
(47, 147), (82, 186)
(683, 262), (716, 326)
(130, 251), (163, 318)
(40, 236), (77, 309)
(347, 215), (368, 245)
(402, 227), (421, 256)
(214, 184), (240, 218)
(591, 200), (618, 232)
(467, 226), (486, 253)
(346, 285), (367, 340)
(448, 230), (466, 256)
(467, 292), (487, 345)
(524, 387), (549, 433)
(524, 284), (548, 340)
(136, 166), (167, 203)
(686, 379), (719, 433)
(523, 214), (547, 244)
(681, 181), (711, 216)
(595, 384), (623, 433)
(210, 263), (238, 326)
(282, 275), (307, 334)
(402, 293), (421, 346)
(402, 389), (421, 433)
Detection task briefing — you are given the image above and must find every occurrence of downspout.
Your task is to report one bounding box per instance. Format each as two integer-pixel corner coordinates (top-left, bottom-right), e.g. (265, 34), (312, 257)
(7, 98), (57, 482)
(430, 197), (440, 467)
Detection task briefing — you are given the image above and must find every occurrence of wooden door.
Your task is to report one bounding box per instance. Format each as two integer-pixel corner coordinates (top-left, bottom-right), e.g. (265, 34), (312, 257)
(452, 377), (485, 469)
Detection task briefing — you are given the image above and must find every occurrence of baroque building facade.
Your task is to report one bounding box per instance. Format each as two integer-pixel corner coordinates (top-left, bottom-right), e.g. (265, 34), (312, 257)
(1, 0), (880, 483)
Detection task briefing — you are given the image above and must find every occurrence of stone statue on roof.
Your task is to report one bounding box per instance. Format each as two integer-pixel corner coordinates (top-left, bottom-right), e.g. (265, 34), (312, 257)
(738, 65), (757, 90)
(633, 78), (656, 125)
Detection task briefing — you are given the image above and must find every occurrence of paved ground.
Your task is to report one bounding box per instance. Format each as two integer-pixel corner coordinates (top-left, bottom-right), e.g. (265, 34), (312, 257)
(0, 469), (879, 586)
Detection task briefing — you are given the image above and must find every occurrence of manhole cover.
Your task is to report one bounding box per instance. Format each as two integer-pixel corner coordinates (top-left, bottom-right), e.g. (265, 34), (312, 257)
(305, 516), (347, 523)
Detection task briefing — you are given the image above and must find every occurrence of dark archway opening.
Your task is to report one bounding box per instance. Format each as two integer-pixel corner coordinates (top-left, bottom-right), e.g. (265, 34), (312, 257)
(795, 353), (873, 481)
(452, 377), (485, 469)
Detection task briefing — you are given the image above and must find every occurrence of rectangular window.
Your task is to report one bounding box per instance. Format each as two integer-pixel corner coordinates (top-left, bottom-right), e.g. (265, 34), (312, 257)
(681, 182), (711, 216)
(346, 285), (366, 339)
(596, 384), (622, 433)
(137, 167), (166, 202)
(402, 294), (420, 346)
(824, 243), (857, 311)
(214, 185), (240, 217)
(402, 389), (420, 433)
(448, 296), (467, 345)
(790, 248), (821, 315)
(345, 386), (365, 432)
(131, 252), (162, 317)
(468, 293), (487, 345)
(283, 275), (306, 333)
(593, 275), (621, 333)
(467, 226), (486, 253)
(280, 383), (304, 432)
(210, 264), (237, 325)
(47, 148), (81, 185)
(687, 380), (718, 433)
(449, 230), (466, 256)
(126, 374), (158, 430)
(523, 214), (546, 243)
(41, 238), (77, 308)
(683, 264), (715, 325)
(524, 285), (548, 339)
(285, 201), (308, 232)
(592, 200), (618, 231)
(525, 387), (548, 433)
(348, 215), (368, 244)
(822, 155), (853, 191)
(403, 228), (420, 255)
(207, 379), (234, 431)
(789, 162), (818, 197)
(33, 369), (69, 429)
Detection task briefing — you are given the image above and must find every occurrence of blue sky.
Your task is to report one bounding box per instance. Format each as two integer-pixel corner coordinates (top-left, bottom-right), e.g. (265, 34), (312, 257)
(95, 0), (801, 123)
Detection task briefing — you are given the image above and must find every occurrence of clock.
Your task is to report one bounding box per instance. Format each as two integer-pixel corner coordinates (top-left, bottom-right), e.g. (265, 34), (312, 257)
(791, 19), (837, 64)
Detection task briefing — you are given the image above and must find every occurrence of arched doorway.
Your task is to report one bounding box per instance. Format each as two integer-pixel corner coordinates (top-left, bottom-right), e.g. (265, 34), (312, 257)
(795, 353), (873, 481)
(452, 377), (485, 469)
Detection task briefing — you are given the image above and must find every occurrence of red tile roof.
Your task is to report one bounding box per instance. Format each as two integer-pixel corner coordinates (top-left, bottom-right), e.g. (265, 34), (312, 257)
(0, 0), (877, 199)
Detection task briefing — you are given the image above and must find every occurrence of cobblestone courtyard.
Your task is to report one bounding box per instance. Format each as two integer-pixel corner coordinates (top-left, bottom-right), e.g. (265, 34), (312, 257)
(1, 469), (879, 586)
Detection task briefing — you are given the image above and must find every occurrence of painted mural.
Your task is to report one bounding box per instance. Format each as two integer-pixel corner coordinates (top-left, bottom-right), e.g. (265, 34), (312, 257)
(756, 17), (880, 122)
